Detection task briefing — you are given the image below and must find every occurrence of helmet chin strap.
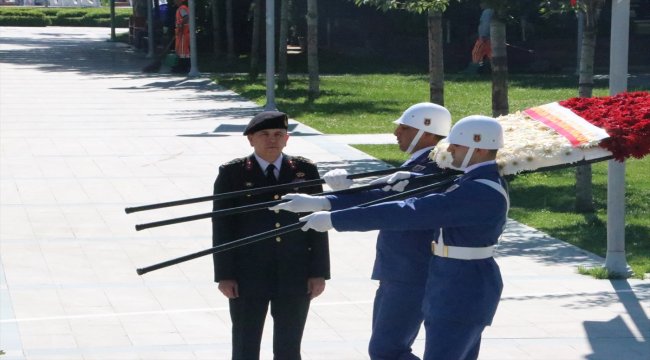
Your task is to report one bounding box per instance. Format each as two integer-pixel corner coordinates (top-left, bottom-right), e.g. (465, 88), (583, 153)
(460, 147), (475, 169)
(406, 129), (425, 154)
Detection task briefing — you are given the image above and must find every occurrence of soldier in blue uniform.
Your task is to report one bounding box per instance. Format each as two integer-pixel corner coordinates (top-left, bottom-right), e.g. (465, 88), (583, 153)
(282, 116), (508, 360)
(212, 111), (330, 360)
(271, 103), (452, 360)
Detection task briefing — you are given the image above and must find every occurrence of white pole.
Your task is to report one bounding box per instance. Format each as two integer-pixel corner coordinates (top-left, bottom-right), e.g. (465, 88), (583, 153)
(146, 0), (154, 58)
(265, 0), (277, 110)
(605, 0), (631, 276)
(188, 0), (200, 77)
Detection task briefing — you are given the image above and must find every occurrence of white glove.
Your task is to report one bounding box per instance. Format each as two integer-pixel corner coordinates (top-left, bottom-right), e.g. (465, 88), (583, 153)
(299, 211), (333, 232)
(323, 169), (353, 191)
(268, 193), (331, 213)
(369, 171), (412, 192)
(388, 180), (409, 192)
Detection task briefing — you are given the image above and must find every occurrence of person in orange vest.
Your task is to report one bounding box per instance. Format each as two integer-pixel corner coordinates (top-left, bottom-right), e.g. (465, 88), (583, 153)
(463, 2), (493, 74)
(172, 0), (190, 74)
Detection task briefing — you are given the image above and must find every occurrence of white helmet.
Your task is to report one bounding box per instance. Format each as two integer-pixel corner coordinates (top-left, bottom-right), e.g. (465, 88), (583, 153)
(447, 115), (503, 170)
(448, 115), (504, 149)
(393, 102), (451, 154)
(393, 102), (452, 137)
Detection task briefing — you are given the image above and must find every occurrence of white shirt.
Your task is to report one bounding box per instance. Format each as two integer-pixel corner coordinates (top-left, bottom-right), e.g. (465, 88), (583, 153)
(254, 153), (282, 179)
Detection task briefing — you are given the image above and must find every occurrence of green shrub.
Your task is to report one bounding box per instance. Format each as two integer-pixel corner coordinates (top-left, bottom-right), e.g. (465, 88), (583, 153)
(54, 9), (87, 18)
(0, 13), (51, 27)
(0, 6), (131, 27)
(52, 16), (84, 26)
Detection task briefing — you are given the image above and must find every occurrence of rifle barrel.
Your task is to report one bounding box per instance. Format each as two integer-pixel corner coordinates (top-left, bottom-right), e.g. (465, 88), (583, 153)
(133, 171), (460, 231)
(124, 165), (413, 214)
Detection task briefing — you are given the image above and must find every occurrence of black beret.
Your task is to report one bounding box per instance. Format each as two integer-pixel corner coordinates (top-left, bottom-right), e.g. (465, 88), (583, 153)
(243, 111), (289, 135)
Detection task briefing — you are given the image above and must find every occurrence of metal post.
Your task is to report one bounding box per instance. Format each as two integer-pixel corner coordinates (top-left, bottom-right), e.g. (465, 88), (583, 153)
(110, 0), (116, 41)
(188, 0), (200, 77)
(264, 0), (276, 110)
(605, 0), (631, 276)
(146, 0), (154, 58)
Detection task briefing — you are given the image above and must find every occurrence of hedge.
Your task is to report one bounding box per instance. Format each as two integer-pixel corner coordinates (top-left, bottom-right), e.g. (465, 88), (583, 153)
(0, 7), (131, 27)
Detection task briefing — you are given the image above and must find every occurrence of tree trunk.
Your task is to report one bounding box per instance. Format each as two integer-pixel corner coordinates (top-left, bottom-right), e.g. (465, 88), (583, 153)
(307, 0), (319, 99)
(225, 0), (235, 63)
(574, 1), (601, 213)
(211, 0), (221, 59)
(249, 0), (262, 80)
(278, 0), (290, 89)
(427, 9), (444, 105)
(490, 14), (508, 117)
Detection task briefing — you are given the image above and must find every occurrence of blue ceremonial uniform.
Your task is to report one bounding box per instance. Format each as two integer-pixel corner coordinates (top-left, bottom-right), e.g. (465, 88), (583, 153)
(330, 162), (507, 360)
(326, 149), (444, 360)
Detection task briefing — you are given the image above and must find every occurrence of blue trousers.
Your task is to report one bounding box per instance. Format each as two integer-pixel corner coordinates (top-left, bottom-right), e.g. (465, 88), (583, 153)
(423, 317), (484, 360)
(369, 281), (425, 360)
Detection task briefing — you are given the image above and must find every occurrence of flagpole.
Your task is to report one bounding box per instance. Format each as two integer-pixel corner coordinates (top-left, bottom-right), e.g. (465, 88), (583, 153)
(605, 0), (631, 277)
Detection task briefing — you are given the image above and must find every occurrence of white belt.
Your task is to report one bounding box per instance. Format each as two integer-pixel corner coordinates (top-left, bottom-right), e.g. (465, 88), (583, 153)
(431, 241), (495, 260)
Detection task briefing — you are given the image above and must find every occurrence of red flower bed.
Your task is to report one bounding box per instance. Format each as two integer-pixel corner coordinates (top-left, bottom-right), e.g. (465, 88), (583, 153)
(559, 91), (650, 161)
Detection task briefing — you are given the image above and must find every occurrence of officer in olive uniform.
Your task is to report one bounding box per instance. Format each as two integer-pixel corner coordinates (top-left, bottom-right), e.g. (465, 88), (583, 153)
(212, 111), (330, 360)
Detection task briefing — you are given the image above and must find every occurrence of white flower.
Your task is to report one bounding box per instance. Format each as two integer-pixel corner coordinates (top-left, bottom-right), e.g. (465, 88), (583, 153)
(432, 112), (612, 175)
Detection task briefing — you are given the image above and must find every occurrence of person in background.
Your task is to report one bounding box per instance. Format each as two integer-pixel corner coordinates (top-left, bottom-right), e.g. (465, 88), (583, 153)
(464, 2), (494, 74)
(171, 0), (190, 74)
(213, 111), (330, 360)
(282, 115), (509, 360)
(272, 103), (453, 360)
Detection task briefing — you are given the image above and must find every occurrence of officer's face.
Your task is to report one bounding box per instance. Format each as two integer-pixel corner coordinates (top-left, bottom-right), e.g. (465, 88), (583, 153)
(393, 124), (419, 152)
(447, 143), (472, 167)
(247, 129), (289, 162)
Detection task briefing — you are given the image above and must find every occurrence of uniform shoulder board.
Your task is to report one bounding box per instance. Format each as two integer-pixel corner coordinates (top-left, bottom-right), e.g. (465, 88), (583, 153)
(290, 155), (316, 165)
(222, 157), (247, 167)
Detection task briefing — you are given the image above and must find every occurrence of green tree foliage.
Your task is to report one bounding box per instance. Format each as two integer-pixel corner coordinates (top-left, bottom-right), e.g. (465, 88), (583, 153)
(351, 0), (449, 13)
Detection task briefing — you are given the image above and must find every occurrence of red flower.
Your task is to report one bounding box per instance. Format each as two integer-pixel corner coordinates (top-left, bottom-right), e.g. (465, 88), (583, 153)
(559, 91), (650, 161)
(571, 0), (577, 6)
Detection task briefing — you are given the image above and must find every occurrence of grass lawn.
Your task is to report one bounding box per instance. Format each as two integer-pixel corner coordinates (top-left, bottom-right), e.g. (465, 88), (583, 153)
(213, 72), (650, 279)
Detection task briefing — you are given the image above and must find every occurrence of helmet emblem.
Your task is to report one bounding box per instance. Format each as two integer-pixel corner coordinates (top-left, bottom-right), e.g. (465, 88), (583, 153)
(424, 118), (431, 126)
(473, 134), (481, 142)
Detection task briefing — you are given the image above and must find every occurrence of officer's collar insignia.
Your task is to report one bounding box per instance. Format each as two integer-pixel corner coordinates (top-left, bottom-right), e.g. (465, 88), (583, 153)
(296, 172), (305, 178)
(445, 184), (460, 193)
(245, 182), (253, 187)
(411, 165), (425, 172)
(424, 118), (431, 126)
(245, 158), (253, 170)
(473, 134), (481, 142)
(288, 159), (297, 170)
